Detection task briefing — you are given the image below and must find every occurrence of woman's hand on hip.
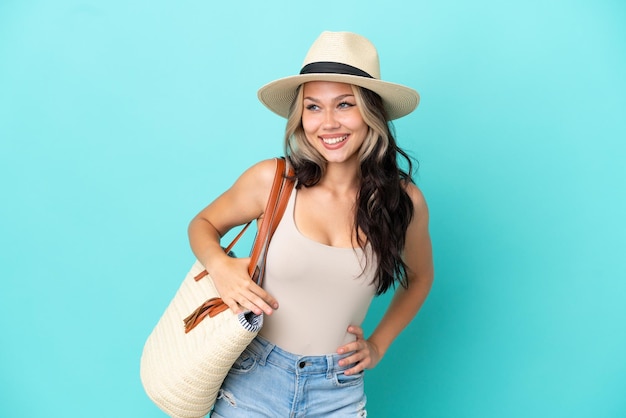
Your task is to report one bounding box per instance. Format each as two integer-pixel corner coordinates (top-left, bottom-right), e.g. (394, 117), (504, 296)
(336, 325), (382, 375)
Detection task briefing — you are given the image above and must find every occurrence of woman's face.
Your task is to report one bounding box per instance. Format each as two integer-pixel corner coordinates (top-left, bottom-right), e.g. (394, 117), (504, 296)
(301, 81), (369, 165)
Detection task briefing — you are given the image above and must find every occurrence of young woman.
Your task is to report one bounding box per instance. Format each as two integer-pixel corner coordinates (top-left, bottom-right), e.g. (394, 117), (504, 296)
(188, 31), (434, 417)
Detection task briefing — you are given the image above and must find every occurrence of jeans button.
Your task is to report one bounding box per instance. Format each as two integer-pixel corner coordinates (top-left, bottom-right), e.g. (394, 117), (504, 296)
(298, 361), (306, 369)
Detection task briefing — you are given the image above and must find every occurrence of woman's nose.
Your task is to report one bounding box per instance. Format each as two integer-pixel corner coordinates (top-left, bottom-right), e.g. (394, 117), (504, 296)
(323, 110), (340, 129)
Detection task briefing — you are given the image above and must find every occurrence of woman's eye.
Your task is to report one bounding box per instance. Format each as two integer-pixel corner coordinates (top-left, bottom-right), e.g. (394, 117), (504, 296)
(305, 104), (320, 111)
(338, 101), (355, 109)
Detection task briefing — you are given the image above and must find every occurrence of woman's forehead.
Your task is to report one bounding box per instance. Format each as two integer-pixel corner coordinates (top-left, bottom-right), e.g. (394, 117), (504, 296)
(302, 81), (354, 95)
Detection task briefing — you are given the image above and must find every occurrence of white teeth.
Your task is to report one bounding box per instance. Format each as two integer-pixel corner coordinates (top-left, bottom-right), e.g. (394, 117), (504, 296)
(322, 135), (347, 145)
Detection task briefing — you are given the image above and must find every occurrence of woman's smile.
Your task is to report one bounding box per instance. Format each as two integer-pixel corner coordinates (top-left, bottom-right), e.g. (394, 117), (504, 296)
(320, 134), (349, 147)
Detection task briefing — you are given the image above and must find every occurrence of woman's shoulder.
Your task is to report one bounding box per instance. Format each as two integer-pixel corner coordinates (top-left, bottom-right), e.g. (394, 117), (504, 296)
(403, 181), (429, 217)
(234, 158), (285, 200)
(241, 158), (281, 180)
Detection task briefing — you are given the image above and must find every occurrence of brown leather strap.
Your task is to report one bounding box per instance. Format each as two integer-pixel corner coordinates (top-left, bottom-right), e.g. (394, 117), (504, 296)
(192, 158), (288, 283)
(184, 158), (295, 333)
(248, 158), (295, 284)
(182, 297), (229, 331)
(247, 158), (288, 279)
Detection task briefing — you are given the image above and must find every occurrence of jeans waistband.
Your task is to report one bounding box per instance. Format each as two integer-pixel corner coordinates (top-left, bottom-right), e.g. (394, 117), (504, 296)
(248, 335), (353, 377)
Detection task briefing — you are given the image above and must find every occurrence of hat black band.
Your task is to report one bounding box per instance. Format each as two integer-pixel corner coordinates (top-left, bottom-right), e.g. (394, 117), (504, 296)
(300, 61), (373, 78)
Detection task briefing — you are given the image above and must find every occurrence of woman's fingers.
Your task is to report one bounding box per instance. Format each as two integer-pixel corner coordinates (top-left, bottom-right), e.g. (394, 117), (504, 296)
(217, 276), (278, 315)
(233, 285), (277, 316)
(246, 285), (279, 315)
(336, 325), (381, 375)
(209, 256), (278, 315)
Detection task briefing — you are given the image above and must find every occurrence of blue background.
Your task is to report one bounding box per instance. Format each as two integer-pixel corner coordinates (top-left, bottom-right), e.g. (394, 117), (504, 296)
(1, 0), (625, 417)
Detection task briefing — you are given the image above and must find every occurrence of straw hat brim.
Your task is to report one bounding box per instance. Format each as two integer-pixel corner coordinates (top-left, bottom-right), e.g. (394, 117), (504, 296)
(257, 73), (420, 120)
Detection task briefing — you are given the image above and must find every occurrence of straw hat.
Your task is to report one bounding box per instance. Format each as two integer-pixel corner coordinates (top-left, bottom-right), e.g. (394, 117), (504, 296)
(257, 31), (420, 120)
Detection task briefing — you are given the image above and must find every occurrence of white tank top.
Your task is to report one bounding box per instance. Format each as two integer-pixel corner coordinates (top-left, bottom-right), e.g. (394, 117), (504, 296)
(259, 188), (377, 355)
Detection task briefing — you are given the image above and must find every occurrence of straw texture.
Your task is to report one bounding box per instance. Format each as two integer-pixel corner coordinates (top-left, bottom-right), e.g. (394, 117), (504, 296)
(140, 260), (262, 418)
(257, 31), (420, 120)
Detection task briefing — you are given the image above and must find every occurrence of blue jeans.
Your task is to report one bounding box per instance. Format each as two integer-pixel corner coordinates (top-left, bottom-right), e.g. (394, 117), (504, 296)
(210, 335), (367, 417)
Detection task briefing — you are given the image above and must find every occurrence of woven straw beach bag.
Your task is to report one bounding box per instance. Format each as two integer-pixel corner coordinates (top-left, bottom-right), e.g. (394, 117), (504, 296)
(140, 158), (293, 418)
(140, 260), (264, 417)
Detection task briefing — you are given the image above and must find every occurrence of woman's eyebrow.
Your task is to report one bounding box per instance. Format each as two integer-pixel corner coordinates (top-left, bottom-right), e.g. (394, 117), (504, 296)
(303, 94), (355, 102)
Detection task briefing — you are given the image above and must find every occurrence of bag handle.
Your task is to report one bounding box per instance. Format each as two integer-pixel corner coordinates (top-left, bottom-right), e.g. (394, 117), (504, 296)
(247, 157), (292, 282)
(248, 158), (295, 285)
(193, 157), (294, 283)
(184, 158), (295, 332)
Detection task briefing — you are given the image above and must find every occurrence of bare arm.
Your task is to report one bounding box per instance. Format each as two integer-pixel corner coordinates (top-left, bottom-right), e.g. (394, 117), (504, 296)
(188, 158), (280, 316)
(338, 183), (434, 373)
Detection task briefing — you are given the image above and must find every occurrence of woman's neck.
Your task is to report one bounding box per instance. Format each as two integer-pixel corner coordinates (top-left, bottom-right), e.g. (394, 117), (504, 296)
(318, 160), (361, 195)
